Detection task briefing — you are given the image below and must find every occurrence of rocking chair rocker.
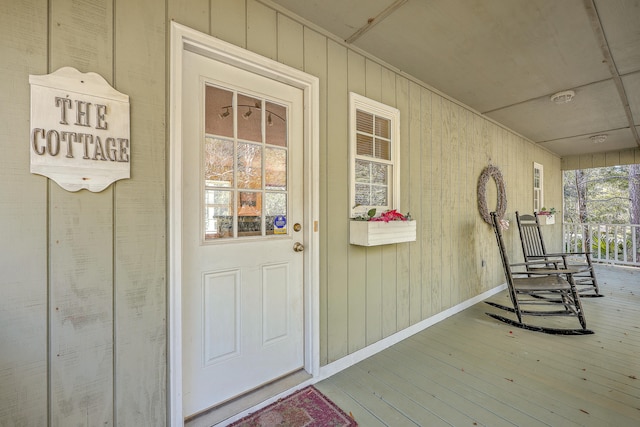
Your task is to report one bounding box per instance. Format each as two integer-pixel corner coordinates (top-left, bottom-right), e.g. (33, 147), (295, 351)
(486, 212), (593, 335)
(515, 211), (602, 297)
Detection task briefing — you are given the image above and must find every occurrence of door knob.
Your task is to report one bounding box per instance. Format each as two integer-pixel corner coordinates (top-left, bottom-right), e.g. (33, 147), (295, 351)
(293, 242), (304, 252)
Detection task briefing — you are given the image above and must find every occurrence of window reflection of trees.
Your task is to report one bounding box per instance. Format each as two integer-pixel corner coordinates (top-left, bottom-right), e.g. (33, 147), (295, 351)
(265, 147), (286, 190)
(237, 143), (262, 190)
(354, 159), (388, 207)
(204, 137), (234, 185)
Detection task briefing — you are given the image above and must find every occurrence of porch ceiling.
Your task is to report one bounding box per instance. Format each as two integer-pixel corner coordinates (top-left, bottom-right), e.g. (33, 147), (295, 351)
(270, 0), (640, 157)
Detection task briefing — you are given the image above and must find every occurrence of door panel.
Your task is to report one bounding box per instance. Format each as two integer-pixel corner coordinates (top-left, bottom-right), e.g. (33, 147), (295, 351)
(262, 263), (290, 344)
(203, 269), (240, 364)
(182, 49), (304, 417)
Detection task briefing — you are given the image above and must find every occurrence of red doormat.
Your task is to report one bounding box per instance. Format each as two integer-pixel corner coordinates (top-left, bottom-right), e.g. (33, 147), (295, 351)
(229, 385), (357, 426)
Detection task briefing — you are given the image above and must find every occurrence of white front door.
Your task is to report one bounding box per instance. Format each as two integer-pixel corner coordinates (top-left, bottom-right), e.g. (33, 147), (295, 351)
(181, 49), (305, 417)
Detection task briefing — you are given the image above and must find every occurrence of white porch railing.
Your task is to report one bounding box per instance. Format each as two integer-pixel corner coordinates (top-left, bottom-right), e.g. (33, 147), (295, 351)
(563, 223), (640, 267)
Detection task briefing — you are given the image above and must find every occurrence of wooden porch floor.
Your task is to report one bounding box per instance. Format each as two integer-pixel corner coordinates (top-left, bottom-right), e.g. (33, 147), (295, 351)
(315, 265), (640, 427)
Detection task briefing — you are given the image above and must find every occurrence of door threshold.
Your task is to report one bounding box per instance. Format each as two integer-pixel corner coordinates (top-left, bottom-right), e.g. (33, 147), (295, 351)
(185, 369), (312, 427)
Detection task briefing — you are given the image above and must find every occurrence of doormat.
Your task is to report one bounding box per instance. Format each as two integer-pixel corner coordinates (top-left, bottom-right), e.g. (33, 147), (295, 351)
(229, 385), (357, 427)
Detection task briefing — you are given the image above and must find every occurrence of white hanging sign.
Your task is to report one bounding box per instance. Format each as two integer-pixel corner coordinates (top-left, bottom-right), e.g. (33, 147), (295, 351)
(29, 67), (130, 192)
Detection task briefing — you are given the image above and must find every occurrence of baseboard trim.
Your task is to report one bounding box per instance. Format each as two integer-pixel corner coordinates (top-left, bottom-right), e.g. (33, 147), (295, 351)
(317, 283), (507, 380)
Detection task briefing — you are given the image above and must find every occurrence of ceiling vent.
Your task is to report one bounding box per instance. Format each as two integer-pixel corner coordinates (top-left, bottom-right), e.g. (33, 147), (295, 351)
(550, 90), (575, 104)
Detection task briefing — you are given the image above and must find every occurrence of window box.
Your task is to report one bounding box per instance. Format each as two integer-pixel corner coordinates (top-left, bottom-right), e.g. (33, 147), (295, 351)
(538, 213), (555, 225)
(349, 220), (416, 246)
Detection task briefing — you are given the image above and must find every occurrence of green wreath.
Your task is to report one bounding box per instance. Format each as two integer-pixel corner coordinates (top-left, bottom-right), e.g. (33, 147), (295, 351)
(477, 165), (507, 225)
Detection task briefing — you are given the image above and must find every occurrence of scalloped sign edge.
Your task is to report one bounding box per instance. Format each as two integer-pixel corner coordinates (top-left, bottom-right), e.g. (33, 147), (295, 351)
(29, 67), (130, 192)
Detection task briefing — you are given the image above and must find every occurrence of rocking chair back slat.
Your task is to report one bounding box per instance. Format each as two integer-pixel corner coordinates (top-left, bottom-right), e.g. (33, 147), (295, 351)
(520, 220), (546, 257)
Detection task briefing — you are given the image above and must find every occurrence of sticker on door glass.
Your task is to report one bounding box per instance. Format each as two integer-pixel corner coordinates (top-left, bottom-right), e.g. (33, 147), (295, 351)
(273, 215), (287, 234)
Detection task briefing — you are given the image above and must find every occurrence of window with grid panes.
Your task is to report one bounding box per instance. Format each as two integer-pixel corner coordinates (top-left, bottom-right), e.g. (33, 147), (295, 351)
(533, 162), (544, 212)
(349, 93), (400, 218)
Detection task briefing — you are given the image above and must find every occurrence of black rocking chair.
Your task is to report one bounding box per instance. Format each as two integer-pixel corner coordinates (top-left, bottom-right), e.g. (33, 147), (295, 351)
(486, 212), (593, 335)
(515, 211), (602, 297)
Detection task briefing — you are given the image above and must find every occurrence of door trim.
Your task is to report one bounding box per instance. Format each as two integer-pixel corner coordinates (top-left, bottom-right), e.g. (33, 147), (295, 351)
(169, 22), (320, 425)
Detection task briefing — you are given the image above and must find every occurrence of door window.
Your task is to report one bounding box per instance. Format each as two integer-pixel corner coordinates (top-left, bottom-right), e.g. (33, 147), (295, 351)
(204, 85), (289, 240)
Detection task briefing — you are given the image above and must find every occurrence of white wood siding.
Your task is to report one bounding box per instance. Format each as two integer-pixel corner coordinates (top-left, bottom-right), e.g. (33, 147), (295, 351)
(1, 0), (165, 425)
(0, 1), (49, 425)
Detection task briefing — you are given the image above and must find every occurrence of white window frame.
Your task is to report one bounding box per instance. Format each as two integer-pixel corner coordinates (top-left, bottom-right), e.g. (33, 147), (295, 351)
(533, 162), (544, 212)
(349, 92), (400, 218)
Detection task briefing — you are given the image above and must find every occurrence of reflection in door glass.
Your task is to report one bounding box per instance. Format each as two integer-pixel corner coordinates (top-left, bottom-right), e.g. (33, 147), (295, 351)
(238, 192), (262, 236)
(265, 147), (286, 190)
(265, 193), (286, 235)
(237, 94), (262, 142)
(205, 86), (234, 138)
(265, 102), (287, 147)
(203, 84), (289, 241)
(204, 189), (234, 239)
(204, 137), (234, 186)
(237, 143), (262, 189)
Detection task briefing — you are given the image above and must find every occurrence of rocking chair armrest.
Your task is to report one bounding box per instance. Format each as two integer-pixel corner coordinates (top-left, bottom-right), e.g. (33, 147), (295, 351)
(523, 256), (565, 267)
(510, 261), (563, 268)
(522, 267), (582, 275)
(526, 254), (568, 261)
(543, 251), (589, 257)
(510, 262), (583, 276)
